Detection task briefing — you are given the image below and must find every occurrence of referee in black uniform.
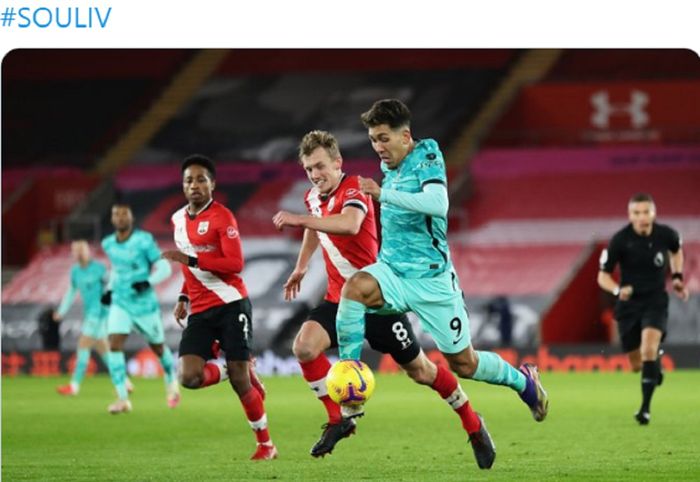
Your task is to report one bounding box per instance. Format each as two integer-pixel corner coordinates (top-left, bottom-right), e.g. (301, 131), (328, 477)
(597, 193), (689, 425)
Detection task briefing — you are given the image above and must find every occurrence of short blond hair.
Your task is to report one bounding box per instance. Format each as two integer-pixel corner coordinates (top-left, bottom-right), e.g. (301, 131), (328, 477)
(298, 130), (341, 163)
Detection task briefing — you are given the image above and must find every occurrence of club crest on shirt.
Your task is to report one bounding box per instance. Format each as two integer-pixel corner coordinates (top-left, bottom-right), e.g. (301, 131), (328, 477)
(654, 251), (664, 267)
(197, 221), (209, 235)
(328, 196), (336, 211)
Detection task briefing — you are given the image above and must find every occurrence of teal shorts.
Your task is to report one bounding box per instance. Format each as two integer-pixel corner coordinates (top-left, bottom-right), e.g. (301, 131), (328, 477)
(362, 262), (471, 354)
(82, 316), (108, 340)
(107, 303), (165, 345)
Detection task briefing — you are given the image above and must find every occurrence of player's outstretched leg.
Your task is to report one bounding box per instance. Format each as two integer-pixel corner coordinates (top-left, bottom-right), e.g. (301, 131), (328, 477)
(470, 413), (496, 470)
(57, 348), (90, 396)
(427, 363), (495, 468)
(518, 363), (549, 422)
(230, 361), (278, 460)
(106, 351), (132, 414)
(299, 352), (356, 457)
(154, 345), (180, 408)
(461, 348), (549, 422)
(249, 357), (266, 401)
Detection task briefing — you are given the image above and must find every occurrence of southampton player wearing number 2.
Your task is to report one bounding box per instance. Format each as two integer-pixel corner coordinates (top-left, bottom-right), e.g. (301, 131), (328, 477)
(162, 155), (277, 461)
(335, 100), (550, 469)
(273, 130), (487, 459)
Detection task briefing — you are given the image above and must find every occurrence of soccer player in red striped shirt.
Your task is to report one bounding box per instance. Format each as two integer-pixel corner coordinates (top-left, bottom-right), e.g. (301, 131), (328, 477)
(162, 154), (277, 461)
(273, 131), (488, 462)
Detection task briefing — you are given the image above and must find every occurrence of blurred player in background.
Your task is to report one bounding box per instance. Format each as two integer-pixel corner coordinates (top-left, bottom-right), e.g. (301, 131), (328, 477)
(101, 204), (178, 414)
(598, 193), (689, 425)
(274, 131), (489, 461)
(162, 155), (277, 460)
(54, 240), (132, 396)
(334, 99), (550, 469)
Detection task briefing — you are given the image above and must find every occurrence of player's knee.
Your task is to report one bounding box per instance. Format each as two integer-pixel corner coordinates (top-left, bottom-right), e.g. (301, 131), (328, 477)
(292, 337), (321, 363)
(342, 272), (376, 304)
(447, 357), (477, 378)
(404, 363), (433, 385)
(227, 367), (252, 397)
(179, 370), (203, 389)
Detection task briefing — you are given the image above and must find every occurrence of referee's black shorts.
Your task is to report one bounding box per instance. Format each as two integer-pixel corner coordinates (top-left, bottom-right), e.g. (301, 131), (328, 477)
(614, 291), (668, 353)
(307, 301), (421, 365)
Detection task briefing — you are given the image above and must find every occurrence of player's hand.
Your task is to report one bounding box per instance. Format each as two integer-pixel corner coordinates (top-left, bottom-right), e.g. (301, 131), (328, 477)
(132, 280), (151, 294)
(173, 301), (188, 328)
(618, 285), (634, 301)
(358, 176), (381, 201)
(283, 267), (307, 301)
(272, 211), (303, 231)
(52, 311), (62, 323)
(672, 279), (690, 302)
(162, 250), (189, 265)
(100, 291), (112, 306)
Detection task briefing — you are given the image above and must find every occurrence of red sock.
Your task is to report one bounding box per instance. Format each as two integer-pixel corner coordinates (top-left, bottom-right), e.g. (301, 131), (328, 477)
(240, 387), (270, 444)
(300, 353), (342, 424)
(431, 364), (482, 435)
(200, 362), (221, 388)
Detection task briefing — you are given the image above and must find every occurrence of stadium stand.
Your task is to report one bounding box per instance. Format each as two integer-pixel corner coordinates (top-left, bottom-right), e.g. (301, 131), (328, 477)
(134, 50), (514, 164)
(3, 50), (193, 168)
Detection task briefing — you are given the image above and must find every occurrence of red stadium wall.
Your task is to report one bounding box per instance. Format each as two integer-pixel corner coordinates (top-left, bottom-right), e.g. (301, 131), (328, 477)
(488, 80), (700, 145)
(540, 243), (610, 344)
(2, 171), (99, 265)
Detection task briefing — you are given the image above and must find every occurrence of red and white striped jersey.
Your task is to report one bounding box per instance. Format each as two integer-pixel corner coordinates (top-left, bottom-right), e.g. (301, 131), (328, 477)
(304, 174), (379, 303)
(171, 200), (248, 315)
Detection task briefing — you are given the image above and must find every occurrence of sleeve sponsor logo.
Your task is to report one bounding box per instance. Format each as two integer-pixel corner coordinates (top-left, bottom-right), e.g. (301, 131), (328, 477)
(227, 226), (239, 239)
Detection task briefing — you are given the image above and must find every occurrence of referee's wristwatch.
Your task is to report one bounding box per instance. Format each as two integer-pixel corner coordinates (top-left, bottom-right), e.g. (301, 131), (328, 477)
(612, 286), (620, 297)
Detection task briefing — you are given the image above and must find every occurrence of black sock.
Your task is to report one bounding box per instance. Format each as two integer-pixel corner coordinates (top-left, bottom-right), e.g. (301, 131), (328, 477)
(640, 361), (659, 414)
(655, 357), (663, 386)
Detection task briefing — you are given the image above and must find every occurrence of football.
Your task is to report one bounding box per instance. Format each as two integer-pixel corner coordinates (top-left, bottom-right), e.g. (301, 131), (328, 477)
(326, 359), (376, 406)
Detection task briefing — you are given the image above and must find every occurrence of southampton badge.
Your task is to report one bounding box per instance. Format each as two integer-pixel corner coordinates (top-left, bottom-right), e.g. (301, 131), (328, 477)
(197, 221), (209, 235)
(654, 251), (664, 267)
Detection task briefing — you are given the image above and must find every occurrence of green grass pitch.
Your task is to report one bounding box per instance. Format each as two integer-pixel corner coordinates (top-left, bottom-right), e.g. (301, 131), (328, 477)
(3, 371), (700, 481)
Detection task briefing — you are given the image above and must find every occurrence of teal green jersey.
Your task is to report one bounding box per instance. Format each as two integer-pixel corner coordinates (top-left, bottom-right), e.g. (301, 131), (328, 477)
(57, 260), (107, 321)
(101, 229), (163, 314)
(377, 138), (451, 278)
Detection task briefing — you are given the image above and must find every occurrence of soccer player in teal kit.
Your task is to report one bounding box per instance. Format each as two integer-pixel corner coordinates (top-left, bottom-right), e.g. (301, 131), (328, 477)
(102, 204), (178, 414)
(335, 99), (549, 469)
(55, 240), (133, 396)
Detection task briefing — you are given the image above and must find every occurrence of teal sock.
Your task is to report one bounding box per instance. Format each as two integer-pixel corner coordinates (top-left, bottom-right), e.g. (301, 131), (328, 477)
(71, 348), (90, 387)
(336, 298), (366, 360)
(159, 347), (176, 385)
(472, 351), (526, 392)
(107, 351), (129, 400)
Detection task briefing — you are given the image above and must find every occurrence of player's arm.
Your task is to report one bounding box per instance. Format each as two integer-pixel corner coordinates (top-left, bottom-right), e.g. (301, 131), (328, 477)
(597, 238), (633, 300)
(284, 228), (320, 301)
(668, 230), (689, 301)
(54, 277), (77, 321)
(133, 236), (172, 293)
(173, 281), (189, 328)
(360, 176), (448, 218)
(273, 207), (365, 235)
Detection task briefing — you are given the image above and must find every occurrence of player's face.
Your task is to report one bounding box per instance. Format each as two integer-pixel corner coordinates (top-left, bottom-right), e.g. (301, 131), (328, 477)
(628, 201), (656, 235)
(111, 206), (133, 233)
(71, 241), (90, 264)
(301, 147), (342, 194)
(183, 165), (215, 206)
(368, 124), (412, 170)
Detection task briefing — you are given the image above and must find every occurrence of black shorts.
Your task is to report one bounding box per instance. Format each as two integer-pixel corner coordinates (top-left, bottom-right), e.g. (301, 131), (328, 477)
(307, 301), (421, 365)
(614, 291), (668, 353)
(179, 298), (253, 362)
